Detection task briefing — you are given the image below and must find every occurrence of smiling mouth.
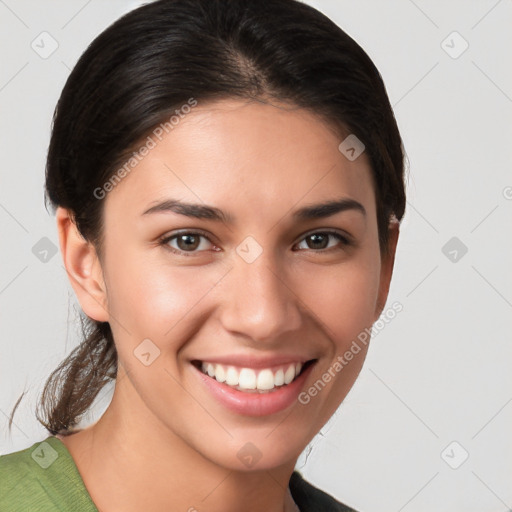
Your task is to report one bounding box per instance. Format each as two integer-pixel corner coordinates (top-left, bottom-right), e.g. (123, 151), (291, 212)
(191, 359), (316, 393)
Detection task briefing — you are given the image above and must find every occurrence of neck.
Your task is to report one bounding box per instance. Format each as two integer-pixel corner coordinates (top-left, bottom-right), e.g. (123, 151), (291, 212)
(59, 369), (300, 512)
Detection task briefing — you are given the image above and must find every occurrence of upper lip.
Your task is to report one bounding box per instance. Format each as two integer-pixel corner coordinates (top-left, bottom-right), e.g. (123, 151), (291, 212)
(191, 354), (317, 369)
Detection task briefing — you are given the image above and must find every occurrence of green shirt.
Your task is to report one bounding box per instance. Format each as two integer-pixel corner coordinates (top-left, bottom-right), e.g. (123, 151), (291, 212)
(0, 436), (357, 511)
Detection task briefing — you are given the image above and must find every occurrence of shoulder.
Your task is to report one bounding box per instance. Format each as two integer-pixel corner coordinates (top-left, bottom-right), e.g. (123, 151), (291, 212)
(0, 438), (50, 510)
(289, 470), (359, 512)
(0, 436), (98, 512)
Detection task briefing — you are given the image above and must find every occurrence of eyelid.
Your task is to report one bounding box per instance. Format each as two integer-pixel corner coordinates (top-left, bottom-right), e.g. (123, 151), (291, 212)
(161, 228), (213, 240)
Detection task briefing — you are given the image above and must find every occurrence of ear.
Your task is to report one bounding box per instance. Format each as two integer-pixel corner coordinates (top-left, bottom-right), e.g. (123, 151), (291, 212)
(56, 207), (109, 322)
(374, 219), (400, 321)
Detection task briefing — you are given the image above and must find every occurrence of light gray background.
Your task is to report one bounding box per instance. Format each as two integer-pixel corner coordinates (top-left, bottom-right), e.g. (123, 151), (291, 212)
(1, 1), (511, 511)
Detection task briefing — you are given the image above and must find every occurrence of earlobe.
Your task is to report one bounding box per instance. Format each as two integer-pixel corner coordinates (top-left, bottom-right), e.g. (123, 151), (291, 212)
(374, 219), (400, 320)
(56, 207), (109, 323)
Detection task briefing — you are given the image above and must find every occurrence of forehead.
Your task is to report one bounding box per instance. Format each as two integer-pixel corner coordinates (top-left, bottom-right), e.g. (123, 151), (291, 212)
(104, 98), (376, 225)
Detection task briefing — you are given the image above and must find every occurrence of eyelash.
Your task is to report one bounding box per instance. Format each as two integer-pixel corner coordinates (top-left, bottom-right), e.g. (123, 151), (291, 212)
(158, 229), (353, 257)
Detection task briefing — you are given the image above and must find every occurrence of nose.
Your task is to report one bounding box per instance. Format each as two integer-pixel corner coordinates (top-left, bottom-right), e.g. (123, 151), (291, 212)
(217, 250), (303, 344)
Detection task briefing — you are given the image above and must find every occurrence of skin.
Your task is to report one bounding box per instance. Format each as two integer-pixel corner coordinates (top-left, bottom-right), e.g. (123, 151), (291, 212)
(55, 98), (399, 512)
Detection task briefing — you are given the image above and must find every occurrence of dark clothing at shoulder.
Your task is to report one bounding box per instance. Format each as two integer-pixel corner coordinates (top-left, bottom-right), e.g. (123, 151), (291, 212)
(290, 471), (359, 512)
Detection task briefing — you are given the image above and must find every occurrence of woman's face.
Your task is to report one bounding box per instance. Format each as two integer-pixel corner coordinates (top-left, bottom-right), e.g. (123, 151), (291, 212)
(89, 98), (397, 470)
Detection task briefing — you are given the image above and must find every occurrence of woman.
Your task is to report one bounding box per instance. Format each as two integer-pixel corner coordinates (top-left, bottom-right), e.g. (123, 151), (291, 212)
(0, 0), (405, 510)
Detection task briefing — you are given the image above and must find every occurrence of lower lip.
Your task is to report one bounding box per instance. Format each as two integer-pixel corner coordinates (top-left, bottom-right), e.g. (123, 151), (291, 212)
(194, 363), (315, 417)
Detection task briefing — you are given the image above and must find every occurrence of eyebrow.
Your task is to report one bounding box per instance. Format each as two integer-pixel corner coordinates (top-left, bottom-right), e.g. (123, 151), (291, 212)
(142, 197), (366, 223)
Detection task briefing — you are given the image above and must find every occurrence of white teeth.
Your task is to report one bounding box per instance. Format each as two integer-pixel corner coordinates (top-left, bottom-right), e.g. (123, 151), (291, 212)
(215, 364), (226, 383)
(198, 361), (306, 391)
(238, 368), (257, 390)
(256, 369), (275, 390)
(274, 368), (284, 386)
(284, 364), (295, 385)
(225, 366), (239, 386)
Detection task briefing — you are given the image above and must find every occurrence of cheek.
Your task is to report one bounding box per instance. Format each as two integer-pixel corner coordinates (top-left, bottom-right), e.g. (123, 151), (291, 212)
(297, 257), (381, 346)
(103, 248), (230, 345)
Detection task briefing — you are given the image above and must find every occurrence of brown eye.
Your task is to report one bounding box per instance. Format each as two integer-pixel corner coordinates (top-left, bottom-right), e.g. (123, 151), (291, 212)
(176, 233), (201, 251)
(296, 231), (351, 252)
(306, 233), (329, 250)
(160, 231), (215, 256)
